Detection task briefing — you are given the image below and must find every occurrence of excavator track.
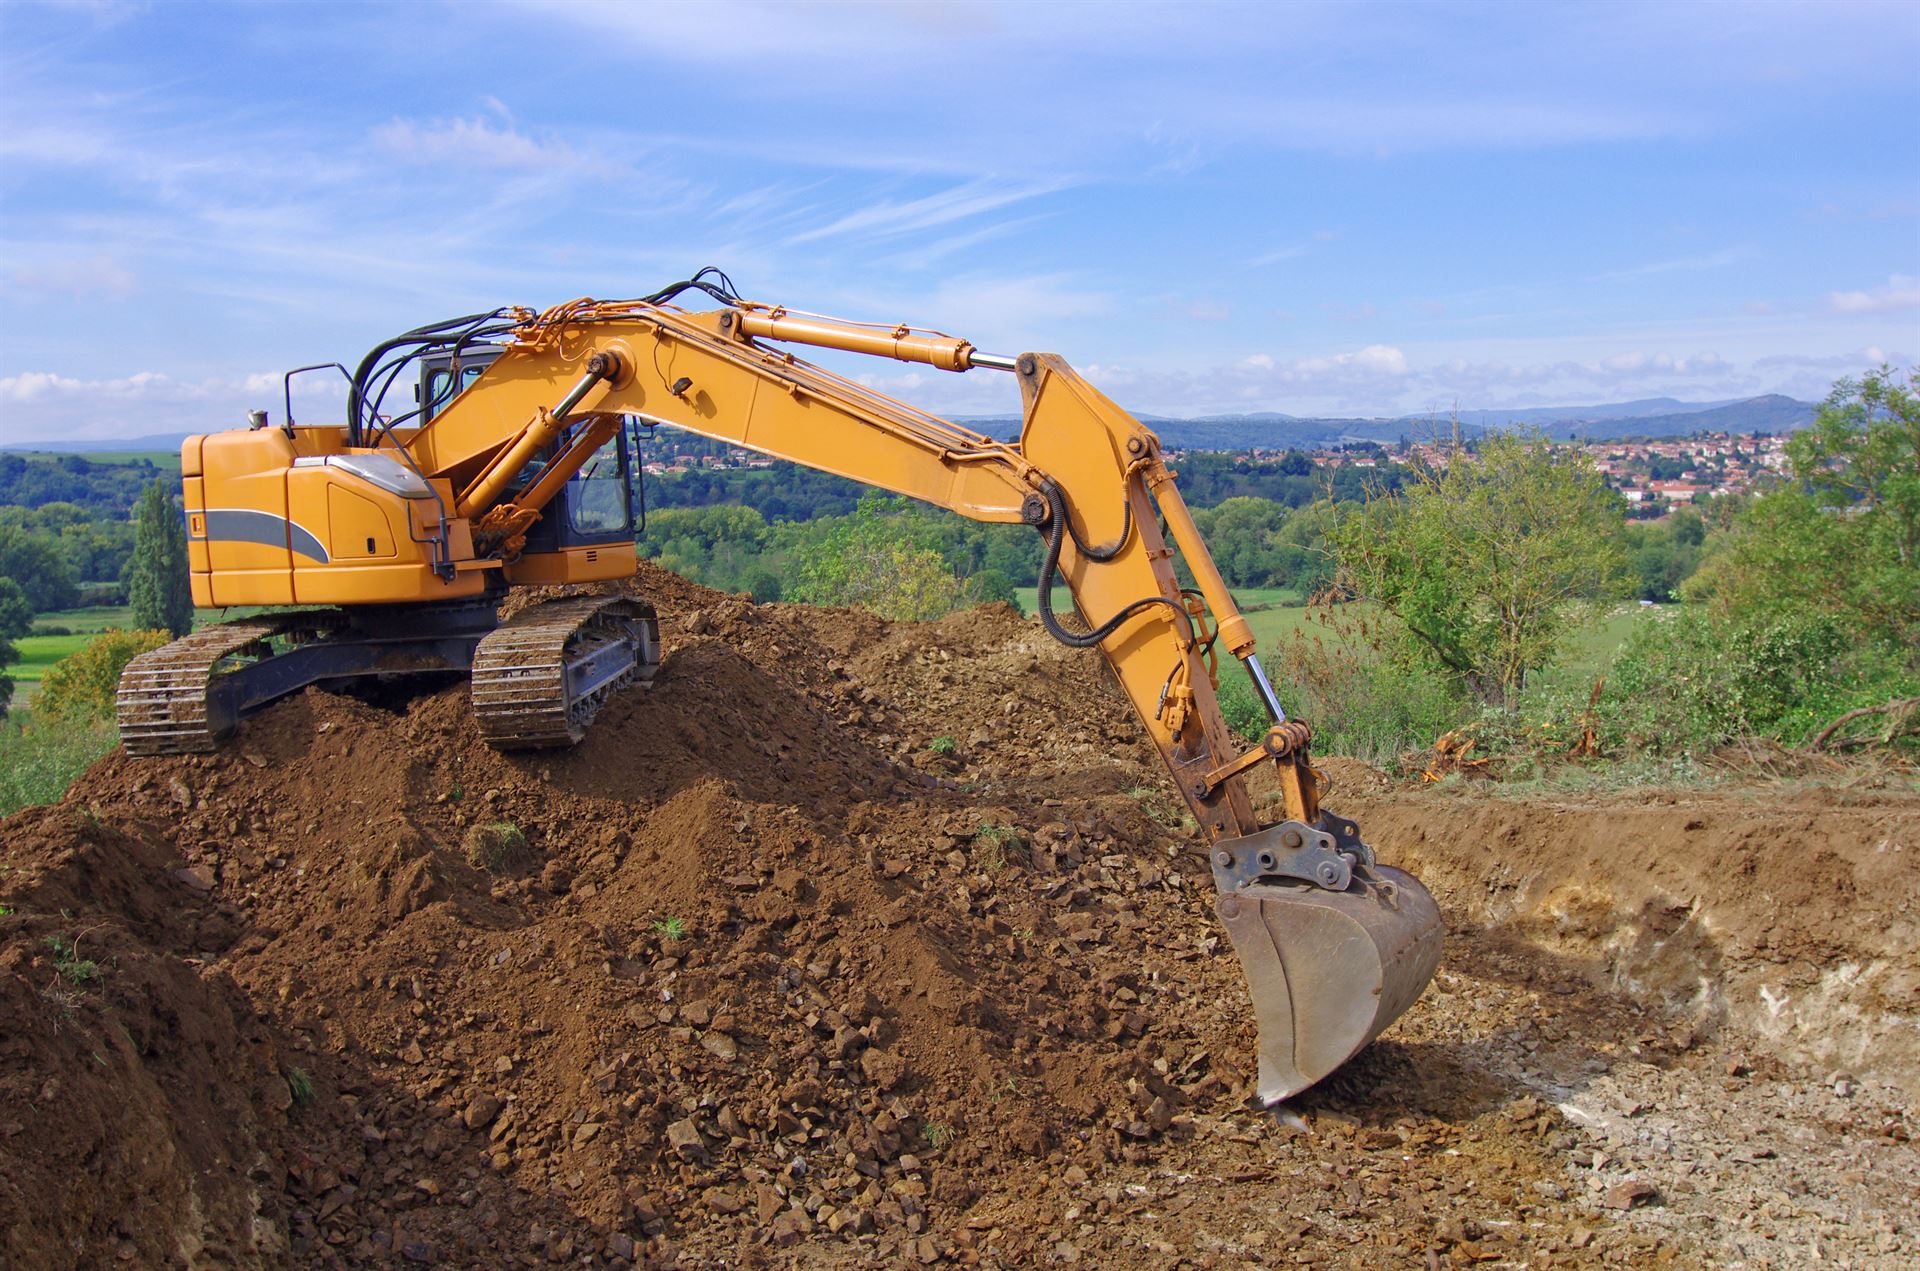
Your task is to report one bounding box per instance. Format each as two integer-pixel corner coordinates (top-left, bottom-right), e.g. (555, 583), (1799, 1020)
(470, 595), (659, 749)
(116, 614), (315, 756)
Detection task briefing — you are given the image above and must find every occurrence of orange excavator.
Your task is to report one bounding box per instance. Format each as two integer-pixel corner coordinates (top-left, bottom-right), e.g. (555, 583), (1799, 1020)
(116, 269), (1442, 1102)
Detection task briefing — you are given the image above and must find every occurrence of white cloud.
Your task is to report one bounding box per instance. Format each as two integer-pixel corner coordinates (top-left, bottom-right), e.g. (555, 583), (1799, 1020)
(1827, 274), (1920, 315)
(0, 368), (335, 441)
(1597, 351), (1731, 375)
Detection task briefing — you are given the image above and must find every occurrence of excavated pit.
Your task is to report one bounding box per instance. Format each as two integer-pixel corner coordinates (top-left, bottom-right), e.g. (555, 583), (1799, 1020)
(2, 561), (1916, 1269)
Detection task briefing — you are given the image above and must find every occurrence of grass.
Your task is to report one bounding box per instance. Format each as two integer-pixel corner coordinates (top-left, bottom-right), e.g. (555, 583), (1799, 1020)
(42, 933), (100, 984)
(1241, 601), (1655, 686)
(653, 916), (688, 941)
(923, 1122), (955, 1149)
(927, 736), (956, 755)
(286, 1067), (316, 1103)
(1531, 603), (1658, 690)
(462, 822), (529, 874)
(972, 823), (1016, 871)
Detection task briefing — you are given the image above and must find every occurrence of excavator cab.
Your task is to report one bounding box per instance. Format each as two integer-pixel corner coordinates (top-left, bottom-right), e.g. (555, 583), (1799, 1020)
(419, 346), (639, 559)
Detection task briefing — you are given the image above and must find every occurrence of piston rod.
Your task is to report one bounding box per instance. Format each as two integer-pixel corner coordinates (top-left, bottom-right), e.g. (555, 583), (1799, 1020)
(1242, 652), (1287, 723)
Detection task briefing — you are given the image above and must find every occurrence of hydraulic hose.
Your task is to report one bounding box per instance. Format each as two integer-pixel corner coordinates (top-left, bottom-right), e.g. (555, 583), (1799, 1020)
(1034, 483), (1194, 650)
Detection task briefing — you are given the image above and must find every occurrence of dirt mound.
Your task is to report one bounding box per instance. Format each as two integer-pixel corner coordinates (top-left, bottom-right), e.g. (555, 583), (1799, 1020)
(0, 806), (292, 1267)
(3, 560), (1917, 1268)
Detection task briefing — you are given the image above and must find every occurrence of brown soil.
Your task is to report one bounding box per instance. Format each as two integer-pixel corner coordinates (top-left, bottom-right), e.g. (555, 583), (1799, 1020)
(2, 560), (1916, 1269)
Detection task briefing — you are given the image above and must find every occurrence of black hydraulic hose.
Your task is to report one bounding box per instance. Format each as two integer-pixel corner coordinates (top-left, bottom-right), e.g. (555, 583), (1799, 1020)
(1034, 484), (1194, 650)
(1067, 495), (1131, 561)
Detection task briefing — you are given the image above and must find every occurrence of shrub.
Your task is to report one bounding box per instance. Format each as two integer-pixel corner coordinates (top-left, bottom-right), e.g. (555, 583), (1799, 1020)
(0, 712), (117, 816)
(1218, 605), (1463, 764)
(787, 493), (969, 622)
(35, 628), (172, 722)
(1602, 607), (1919, 753)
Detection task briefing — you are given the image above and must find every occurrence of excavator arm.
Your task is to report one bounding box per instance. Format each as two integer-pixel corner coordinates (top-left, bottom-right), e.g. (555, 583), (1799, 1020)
(403, 295), (1443, 1100)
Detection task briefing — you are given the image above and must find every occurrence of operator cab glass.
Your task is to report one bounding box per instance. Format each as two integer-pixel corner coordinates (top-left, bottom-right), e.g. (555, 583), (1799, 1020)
(416, 346), (637, 549)
(418, 346), (501, 424)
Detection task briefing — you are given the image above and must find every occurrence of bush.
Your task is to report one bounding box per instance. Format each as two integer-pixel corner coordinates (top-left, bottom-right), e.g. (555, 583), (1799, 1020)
(35, 628), (173, 722)
(1216, 605), (1464, 764)
(787, 493), (969, 622)
(1601, 607), (1920, 753)
(0, 712), (117, 817)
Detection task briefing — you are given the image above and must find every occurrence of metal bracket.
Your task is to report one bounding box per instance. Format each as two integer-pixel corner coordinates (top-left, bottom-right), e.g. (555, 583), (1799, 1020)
(1211, 820), (1353, 893)
(1314, 810), (1377, 871)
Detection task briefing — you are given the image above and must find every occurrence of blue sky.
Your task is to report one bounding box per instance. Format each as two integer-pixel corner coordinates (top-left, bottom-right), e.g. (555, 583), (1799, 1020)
(2, 0), (1916, 440)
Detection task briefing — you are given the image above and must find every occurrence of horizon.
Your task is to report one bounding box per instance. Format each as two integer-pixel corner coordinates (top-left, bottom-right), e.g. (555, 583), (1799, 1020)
(0, 388), (1818, 454)
(1, 0), (1916, 441)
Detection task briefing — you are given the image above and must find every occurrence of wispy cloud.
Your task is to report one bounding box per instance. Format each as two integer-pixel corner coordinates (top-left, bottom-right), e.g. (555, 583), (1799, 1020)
(787, 177), (1075, 245)
(1, 1), (1914, 440)
(9, 253), (136, 300)
(369, 116), (584, 171)
(1251, 229), (1339, 267)
(1589, 247), (1745, 283)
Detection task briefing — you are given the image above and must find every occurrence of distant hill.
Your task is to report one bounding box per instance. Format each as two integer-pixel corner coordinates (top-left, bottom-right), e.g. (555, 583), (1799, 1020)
(0, 433), (191, 454)
(966, 394), (1818, 449)
(9, 395), (1818, 457)
(1532, 394), (1816, 441)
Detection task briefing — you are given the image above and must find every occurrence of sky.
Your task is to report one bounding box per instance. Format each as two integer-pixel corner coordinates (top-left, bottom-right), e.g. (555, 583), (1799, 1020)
(1, 0), (1917, 441)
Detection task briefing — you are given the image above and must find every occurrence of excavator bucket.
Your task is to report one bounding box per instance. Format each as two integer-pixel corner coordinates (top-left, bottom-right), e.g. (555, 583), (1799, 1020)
(1216, 865), (1444, 1103)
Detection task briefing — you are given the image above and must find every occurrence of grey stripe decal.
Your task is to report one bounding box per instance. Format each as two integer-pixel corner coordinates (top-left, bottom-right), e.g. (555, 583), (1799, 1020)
(193, 508), (330, 563)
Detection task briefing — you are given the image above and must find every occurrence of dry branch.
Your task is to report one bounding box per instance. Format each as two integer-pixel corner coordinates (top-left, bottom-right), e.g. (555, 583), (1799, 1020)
(1810, 697), (1920, 751)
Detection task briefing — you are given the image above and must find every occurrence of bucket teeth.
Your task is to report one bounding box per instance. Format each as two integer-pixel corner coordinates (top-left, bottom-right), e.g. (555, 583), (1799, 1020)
(1216, 864), (1443, 1103)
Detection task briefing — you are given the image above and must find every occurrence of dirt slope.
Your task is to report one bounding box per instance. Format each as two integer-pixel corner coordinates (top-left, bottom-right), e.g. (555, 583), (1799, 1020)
(2, 561), (1916, 1269)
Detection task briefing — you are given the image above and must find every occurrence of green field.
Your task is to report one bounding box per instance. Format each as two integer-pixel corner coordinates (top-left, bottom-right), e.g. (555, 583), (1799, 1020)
(7, 633), (91, 700)
(31, 606), (138, 635)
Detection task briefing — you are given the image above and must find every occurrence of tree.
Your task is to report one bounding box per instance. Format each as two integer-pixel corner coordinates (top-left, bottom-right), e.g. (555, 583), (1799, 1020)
(1686, 367), (1919, 655)
(787, 493), (969, 622)
(0, 523), (79, 612)
(0, 578), (32, 713)
(1328, 432), (1629, 705)
(127, 478), (193, 637)
(34, 628), (173, 722)
(967, 567), (1018, 609)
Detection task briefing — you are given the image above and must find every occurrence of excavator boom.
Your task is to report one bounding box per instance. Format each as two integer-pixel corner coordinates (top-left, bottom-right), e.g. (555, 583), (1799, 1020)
(119, 276), (1442, 1101)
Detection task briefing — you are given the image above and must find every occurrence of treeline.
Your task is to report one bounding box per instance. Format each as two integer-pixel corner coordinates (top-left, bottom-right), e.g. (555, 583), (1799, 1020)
(636, 445), (1406, 524)
(0, 452), (168, 519)
(639, 479), (1713, 604)
(0, 504), (134, 610)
